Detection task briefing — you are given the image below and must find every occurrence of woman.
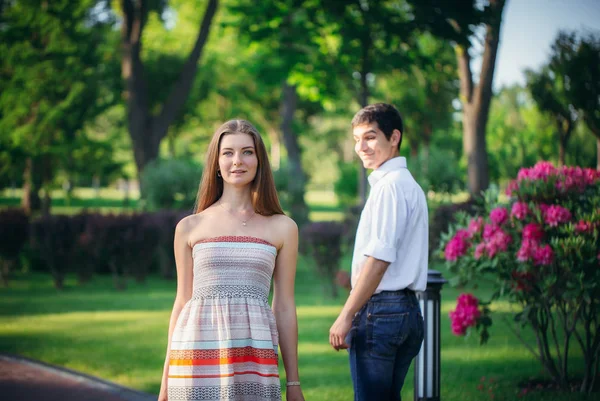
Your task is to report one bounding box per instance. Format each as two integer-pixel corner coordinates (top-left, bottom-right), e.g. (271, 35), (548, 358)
(158, 120), (304, 401)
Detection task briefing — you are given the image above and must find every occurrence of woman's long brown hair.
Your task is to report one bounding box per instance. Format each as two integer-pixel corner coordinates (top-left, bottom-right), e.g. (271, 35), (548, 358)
(194, 119), (284, 216)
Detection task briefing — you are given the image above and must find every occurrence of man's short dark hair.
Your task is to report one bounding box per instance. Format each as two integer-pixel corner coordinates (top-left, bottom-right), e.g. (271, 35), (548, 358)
(351, 103), (404, 150)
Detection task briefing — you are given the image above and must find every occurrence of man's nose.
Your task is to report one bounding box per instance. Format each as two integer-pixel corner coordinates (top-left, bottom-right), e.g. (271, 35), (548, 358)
(358, 139), (368, 152)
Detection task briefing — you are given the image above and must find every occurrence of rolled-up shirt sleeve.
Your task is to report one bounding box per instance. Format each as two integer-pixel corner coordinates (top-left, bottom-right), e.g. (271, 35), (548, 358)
(363, 183), (408, 263)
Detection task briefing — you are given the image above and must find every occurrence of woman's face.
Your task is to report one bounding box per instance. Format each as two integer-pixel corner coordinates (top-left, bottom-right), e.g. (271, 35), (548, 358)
(218, 133), (258, 187)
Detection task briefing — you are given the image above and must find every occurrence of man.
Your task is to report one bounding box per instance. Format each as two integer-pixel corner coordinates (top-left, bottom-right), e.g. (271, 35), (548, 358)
(329, 103), (428, 401)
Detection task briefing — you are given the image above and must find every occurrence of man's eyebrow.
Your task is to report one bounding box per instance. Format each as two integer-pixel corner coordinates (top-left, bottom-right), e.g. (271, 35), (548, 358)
(354, 129), (378, 137)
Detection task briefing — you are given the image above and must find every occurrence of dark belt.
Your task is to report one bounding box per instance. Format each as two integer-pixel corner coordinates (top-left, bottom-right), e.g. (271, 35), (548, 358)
(378, 288), (415, 296)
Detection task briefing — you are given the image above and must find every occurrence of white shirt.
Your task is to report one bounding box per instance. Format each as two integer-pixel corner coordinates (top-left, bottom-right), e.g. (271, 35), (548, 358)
(351, 156), (429, 293)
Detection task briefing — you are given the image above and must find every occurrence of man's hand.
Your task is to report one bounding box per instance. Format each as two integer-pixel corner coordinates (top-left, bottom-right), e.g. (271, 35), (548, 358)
(329, 312), (353, 351)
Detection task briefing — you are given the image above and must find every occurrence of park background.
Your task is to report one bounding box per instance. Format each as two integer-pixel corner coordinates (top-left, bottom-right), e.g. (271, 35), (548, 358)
(1, 0), (599, 400)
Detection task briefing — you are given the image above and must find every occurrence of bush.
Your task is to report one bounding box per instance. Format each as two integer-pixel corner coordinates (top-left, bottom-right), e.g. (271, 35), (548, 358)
(89, 214), (132, 290)
(272, 161), (289, 209)
(70, 212), (101, 284)
(408, 145), (465, 193)
(31, 215), (76, 289)
(340, 204), (362, 253)
(429, 199), (479, 258)
(334, 162), (359, 209)
(123, 213), (162, 283)
(23, 211), (189, 288)
(440, 162), (600, 393)
(140, 158), (202, 211)
(0, 208), (29, 285)
(150, 210), (189, 279)
(301, 221), (345, 298)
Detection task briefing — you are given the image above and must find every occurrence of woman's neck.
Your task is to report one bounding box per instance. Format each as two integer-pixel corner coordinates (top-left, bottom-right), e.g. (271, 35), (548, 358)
(219, 186), (253, 211)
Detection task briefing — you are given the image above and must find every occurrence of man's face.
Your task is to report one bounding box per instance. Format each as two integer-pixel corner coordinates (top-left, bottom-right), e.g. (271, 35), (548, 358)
(352, 122), (400, 170)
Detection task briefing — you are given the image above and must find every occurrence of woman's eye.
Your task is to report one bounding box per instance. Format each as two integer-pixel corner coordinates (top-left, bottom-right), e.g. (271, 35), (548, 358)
(243, 150), (254, 155)
(223, 151), (232, 156)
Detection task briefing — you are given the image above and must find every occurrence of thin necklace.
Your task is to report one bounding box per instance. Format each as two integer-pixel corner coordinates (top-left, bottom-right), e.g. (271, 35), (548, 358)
(219, 200), (256, 226)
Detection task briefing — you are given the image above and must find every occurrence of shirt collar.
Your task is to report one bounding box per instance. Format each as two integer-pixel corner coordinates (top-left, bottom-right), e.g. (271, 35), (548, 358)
(368, 156), (407, 187)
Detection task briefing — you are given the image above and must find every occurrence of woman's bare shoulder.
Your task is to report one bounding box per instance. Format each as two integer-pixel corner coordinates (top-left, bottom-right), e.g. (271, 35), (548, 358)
(176, 213), (201, 232)
(174, 213), (207, 246)
(268, 214), (298, 241)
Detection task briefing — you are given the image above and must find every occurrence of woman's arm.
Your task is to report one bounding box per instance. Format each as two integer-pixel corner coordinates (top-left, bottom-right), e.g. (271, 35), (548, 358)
(271, 217), (304, 401)
(158, 218), (195, 400)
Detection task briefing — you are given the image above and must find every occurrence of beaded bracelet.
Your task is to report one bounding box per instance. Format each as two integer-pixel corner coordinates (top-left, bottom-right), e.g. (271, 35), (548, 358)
(286, 381), (301, 386)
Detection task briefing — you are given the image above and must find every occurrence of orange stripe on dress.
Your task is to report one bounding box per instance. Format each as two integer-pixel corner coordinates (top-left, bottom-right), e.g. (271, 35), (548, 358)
(170, 356), (278, 366)
(168, 371), (280, 379)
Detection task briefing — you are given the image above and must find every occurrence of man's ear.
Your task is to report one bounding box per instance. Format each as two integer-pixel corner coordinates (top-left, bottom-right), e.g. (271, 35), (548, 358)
(391, 129), (401, 147)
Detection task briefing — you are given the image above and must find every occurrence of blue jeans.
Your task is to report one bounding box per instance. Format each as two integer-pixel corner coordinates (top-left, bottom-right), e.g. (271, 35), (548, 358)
(347, 290), (424, 401)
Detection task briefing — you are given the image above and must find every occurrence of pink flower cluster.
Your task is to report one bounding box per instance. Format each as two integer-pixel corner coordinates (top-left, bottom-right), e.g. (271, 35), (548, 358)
(475, 223), (511, 259)
(522, 223), (544, 241)
(449, 293), (481, 336)
(445, 215), (513, 261)
(575, 220), (595, 234)
(511, 202), (529, 220)
(444, 229), (471, 261)
(542, 205), (572, 227)
(516, 239), (538, 262)
(489, 207), (508, 225)
(506, 161), (600, 196)
(516, 161), (557, 181)
(468, 217), (484, 236)
(533, 244), (554, 265)
(556, 166), (600, 192)
(516, 223), (554, 265)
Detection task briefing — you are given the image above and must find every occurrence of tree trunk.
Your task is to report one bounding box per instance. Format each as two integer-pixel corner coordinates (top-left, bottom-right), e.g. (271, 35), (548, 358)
(456, 0), (506, 196)
(357, 31), (371, 206)
(41, 188), (51, 217)
(40, 156), (52, 216)
(20, 158), (41, 215)
(120, 0), (219, 188)
(280, 83), (309, 227)
(462, 104), (490, 195)
(557, 118), (575, 166)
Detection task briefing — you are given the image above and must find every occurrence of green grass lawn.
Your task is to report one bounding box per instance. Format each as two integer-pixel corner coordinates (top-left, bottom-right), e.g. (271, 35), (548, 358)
(0, 257), (592, 401)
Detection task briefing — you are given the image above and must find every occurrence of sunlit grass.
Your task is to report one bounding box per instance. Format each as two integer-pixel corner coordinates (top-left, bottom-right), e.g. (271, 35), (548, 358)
(308, 211), (344, 221)
(0, 188), (341, 219)
(304, 189), (338, 207)
(0, 187), (472, 224)
(1, 257), (592, 401)
(0, 186), (141, 200)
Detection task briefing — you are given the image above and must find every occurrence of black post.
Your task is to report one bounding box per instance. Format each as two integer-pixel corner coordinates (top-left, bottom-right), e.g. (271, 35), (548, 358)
(414, 269), (447, 401)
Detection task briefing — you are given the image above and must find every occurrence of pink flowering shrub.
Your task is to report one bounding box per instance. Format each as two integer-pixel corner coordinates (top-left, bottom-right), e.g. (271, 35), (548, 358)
(440, 161), (600, 393)
(449, 293), (486, 337)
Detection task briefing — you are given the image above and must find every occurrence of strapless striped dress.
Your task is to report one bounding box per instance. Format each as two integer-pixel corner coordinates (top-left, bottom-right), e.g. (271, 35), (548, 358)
(167, 236), (281, 401)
